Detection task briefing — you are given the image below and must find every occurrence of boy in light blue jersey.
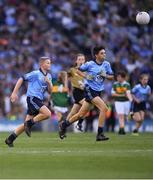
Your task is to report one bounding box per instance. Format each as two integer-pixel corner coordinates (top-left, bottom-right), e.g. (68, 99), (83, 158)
(131, 74), (151, 135)
(23, 69), (52, 100)
(5, 57), (52, 147)
(79, 57), (113, 92)
(59, 46), (114, 141)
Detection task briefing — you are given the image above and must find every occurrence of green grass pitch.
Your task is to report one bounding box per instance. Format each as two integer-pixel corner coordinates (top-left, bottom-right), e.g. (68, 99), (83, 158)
(0, 132), (153, 179)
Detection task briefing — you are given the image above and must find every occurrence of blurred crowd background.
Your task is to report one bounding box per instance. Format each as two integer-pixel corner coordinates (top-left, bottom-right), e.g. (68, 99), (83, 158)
(0, 0), (153, 124)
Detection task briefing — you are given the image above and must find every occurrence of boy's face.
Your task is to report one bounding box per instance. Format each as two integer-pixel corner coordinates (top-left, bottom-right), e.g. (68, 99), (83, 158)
(141, 76), (149, 85)
(117, 75), (124, 82)
(95, 49), (106, 61)
(41, 59), (51, 71)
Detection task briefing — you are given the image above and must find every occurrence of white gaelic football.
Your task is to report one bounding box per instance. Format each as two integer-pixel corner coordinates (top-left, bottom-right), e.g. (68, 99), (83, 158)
(136, 12), (150, 25)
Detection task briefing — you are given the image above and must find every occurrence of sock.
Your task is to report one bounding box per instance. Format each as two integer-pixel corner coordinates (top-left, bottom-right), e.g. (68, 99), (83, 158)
(27, 119), (35, 127)
(78, 118), (84, 125)
(98, 127), (103, 135)
(8, 132), (17, 142)
(62, 120), (71, 129)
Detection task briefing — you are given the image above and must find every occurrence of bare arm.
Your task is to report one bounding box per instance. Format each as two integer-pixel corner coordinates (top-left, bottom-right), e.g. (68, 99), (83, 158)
(76, 69), (86, 78)
(77, 69), (94, 81)
(112, 93), (126, 97)
(63, 71), (68, 90)
(10, 77), (23, 102)
(99, 70), (114, 80)
(105, 74), (114, 80)
(78, 69), (114, 81)
(132, 94), (140, 103)
(112, 90), (133, 102)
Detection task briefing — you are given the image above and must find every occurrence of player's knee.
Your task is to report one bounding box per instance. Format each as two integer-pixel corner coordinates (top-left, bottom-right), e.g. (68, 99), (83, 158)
(137, 118), (143, 122)
(78, 111), (86, 119)
(134, 116), (141, 122)
(45, 110), (52, 119)
(101, 106), (108, 113)
(99, 106), (109, 113)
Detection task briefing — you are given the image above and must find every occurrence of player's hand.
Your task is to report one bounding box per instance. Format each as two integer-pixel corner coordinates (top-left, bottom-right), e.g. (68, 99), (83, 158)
(86, 74), (94, 80)
(44, 76), (51, 84)
(62, 71), (67, 77)
(78, 80), (85, 89)
(10, 93), (18, 103)
(100, 71), (107, 78)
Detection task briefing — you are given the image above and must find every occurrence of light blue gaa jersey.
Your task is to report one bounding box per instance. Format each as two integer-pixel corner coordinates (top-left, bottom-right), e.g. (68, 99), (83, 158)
(22, 69), (52, 100)
(132, 84), (151, 102)
(79, 60), (113, 91)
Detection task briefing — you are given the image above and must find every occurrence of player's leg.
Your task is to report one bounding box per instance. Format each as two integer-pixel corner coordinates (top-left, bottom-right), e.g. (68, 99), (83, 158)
(71, 88), (85, 129)
(24, 105), (51, 137)
(67, 103), (83, 131)
(5, 114), (34, 147)
(56, 111), (63, 122)
(68, 100), (90, 123)
(132, 111), (142, 134)
(67, 99), (85, 131)
(123, 101), (131, 134)
(91, 96), (109, 141)
(139, 110), (145, 129)
(114, 102), (126, 134)
(59, 100), (90, 139)
(133, 111), (144, 134)
(33, 106), (51, 122)
(67, 103), (81, 120)
(118, 114), (126, 134)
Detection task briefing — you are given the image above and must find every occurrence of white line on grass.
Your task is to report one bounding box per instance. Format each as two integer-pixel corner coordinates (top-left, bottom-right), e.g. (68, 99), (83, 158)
(0, 149), (153, 155)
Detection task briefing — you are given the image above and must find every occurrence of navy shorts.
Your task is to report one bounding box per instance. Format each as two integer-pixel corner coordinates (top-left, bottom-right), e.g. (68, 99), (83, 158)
(73, 88), (84, 104)
(133, 101), (146, 112)
(84, 85), (102, 103)
(27, 97), (44, 116)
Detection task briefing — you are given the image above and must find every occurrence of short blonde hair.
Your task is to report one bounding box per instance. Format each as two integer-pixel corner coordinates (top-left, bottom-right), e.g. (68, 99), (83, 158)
(39, 56), (51, 63)
(140, 73), (149, 80)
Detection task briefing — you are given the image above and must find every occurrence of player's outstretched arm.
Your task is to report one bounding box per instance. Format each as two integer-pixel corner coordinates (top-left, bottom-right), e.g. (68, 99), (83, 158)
(100, 71), (114, 80)
(10, 77), (23, 103)
(105, 74), (114, 80)
(76, 69), (86, 78)
(131, 94), (140, 103)
(62, 71), (68, 91)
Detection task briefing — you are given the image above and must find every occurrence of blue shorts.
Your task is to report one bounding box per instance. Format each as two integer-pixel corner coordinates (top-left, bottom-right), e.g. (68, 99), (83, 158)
(27, 96), (44, 116)
(84, 85), (102, 103)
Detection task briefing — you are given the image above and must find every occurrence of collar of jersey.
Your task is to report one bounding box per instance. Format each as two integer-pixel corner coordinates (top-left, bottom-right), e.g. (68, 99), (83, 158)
(94, 59), (104, 65)
(119, 81), (126, 85)
(39, 68), (47, 76)
(140, 83), (147, 88)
